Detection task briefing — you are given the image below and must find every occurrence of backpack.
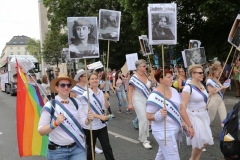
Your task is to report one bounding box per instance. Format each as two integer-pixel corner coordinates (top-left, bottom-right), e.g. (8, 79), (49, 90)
(220, 102), (240, 160)
(50, 98), (78, 118)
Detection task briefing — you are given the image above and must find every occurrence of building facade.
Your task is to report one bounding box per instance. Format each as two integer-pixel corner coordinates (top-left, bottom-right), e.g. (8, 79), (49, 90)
(0, 35), (31, 66)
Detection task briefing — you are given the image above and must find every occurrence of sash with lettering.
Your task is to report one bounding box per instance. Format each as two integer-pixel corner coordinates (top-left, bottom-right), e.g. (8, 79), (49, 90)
(129, 75), (150, 99)
(146, 90), (181, 127)
(42, 100), (85, 150)
(206, 79), (223, 99)
(82, 90), (104, 116)
(71, 85), (86, 95)
(189, 84), (208, 103)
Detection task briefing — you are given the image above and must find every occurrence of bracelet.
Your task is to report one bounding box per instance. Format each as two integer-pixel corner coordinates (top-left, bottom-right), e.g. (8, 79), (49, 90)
(188, 125), (193, 128)
(53, 121), (59, 127)
(50, 123), (55, 130)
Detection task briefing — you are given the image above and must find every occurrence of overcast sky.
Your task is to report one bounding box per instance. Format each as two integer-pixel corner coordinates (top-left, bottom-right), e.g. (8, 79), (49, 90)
(0, 0), (40, 52)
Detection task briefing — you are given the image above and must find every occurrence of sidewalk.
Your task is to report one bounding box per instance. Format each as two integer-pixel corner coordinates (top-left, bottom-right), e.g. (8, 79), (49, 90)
(223, 88), (240, 106)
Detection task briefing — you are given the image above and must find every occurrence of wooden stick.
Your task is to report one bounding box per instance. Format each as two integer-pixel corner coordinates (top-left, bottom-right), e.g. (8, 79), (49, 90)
(105, 40), (110, 116)
(161, 45), (166, 146)
(206, 46), (233, 108)
(84, 59), (94, 160)
(148, 55), (152, 71)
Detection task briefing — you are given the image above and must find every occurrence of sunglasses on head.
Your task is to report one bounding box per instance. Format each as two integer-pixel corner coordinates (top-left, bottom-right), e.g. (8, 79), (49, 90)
(58, 83), (72, 88)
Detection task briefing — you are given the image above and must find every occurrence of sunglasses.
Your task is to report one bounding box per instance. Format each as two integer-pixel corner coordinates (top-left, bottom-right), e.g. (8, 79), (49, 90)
(194, 72), (204, 75)
(59, 83), (72, 88)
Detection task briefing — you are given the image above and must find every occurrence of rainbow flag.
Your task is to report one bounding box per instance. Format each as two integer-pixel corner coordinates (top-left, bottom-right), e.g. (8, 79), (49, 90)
(16, 67), (48, 157)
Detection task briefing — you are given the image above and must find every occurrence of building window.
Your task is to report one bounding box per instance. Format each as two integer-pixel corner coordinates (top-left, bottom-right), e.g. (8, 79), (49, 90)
(20, 42), (24, 44)
(18, 52), (20, 55)
(10, 52), (13, 55)
(12, 42), (17, 44)
(10, 47), (13, 50)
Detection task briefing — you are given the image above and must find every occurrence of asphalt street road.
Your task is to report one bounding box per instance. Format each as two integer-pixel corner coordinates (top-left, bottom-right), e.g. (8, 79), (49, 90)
(0, 90), (239, 160)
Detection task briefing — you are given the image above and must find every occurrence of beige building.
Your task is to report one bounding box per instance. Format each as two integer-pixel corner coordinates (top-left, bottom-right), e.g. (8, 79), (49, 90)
(0, 35), (31, 66)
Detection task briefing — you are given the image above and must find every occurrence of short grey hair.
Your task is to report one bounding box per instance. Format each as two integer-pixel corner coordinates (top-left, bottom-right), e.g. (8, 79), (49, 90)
(135, 59), (146, 69)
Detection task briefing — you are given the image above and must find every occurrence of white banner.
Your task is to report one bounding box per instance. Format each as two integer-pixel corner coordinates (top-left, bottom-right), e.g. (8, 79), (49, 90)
(87, 61), (103, 70)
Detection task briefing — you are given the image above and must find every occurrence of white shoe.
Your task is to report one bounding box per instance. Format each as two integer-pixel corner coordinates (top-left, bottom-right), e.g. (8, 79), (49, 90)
(202, 148), (206, 152)
(111, 114), (115, 118)
(142, 141), (152, 149)
(95, 146), (103, 154)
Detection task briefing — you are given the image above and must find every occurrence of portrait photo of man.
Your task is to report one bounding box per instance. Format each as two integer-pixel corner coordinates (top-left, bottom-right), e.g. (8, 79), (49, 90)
(152, 14), (175, 40)
(99, 9), (121, 41)
(184, 47), (206, 67)
(67, 17), (99, 59)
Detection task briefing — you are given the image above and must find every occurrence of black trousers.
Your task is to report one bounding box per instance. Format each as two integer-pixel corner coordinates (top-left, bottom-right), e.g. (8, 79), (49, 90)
(83, 127), (115, 160)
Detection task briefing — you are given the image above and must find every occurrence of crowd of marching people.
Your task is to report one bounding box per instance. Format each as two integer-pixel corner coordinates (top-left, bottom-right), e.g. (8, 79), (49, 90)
(24, 58), (238, 160)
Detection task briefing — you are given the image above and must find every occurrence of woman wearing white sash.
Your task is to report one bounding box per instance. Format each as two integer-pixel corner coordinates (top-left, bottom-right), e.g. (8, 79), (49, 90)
(180, 65), (213, 160)
(79, 73), (115, 160)
(38, 74), (86, 160)
(128, 59), (152, 149)
(146, 69), (182, 160)
(206, 64), (227, 127)
(70, 69), (103, 154)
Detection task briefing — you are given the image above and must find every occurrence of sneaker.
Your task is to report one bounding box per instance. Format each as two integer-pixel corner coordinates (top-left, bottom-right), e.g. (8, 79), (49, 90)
(142, 141), (152, 149)
(202, 148), (206, 152)
(126, 110), (132, 114)
(117, 109), (122, 113)
(111, 114), (115, 118)
(95, 146), (103, 154)
(133, 120), (138, 129)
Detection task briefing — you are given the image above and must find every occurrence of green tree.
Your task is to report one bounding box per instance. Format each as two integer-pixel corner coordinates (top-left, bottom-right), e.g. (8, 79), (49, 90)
(26, 38), (42, 63)
(42, 30), (67, 66)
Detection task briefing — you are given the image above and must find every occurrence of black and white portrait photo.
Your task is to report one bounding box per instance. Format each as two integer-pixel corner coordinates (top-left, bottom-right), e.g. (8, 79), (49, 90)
(61, 48), (75, 63)
(139, 35), (153, 56)
(232, 23), (240, 48)
(148, 3), (177, 45)
(184, 47), (206, 67)
(67, 17), (99, 59)
(189, 40), (201, 49)
(99, 9), (121, 41)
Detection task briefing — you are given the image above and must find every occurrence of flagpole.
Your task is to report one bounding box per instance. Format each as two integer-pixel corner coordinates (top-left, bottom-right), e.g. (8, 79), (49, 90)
(206, 46), (233, 108)
(162, 45), (166, 146)
(105, 40), (110, 116)
(84, 59), (95, 160)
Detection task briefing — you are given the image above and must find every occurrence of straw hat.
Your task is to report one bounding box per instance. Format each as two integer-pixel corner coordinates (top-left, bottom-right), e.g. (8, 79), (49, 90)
(50, 73), (76, 93)
(74, 69), (91, 81)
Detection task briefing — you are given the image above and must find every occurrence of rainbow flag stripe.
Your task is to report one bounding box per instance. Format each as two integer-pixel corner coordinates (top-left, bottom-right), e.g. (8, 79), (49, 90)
(16, 67), (48, 157)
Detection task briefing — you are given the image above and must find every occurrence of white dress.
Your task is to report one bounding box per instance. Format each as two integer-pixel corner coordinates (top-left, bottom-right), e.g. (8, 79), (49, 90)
(183, 85), (214, 149)
(132, 76), (151, 142)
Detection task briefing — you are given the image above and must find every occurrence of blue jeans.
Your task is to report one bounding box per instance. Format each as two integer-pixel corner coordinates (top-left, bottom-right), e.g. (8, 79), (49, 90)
(47, 142), (86, 160)
(116, 85), (128, 108)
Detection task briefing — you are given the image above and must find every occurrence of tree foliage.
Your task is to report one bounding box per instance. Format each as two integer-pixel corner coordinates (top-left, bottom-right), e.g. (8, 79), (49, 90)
(26, 38), (41, 63)
(42, 0), (240, 68)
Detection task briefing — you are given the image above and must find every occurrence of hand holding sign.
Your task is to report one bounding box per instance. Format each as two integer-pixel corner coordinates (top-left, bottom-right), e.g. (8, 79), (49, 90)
(223, 79), (231, 88)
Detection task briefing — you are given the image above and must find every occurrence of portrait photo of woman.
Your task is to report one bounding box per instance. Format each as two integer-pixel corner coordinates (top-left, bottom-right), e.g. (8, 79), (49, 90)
(185, 47), (206, 67)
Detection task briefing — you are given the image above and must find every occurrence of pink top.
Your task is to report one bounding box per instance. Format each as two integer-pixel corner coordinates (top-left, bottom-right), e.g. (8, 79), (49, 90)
(116, 78), (123, 87)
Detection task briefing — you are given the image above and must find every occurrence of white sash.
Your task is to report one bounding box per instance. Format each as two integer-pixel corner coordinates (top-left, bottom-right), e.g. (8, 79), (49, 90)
(42, 101), (85, 150)
(71, 85), (86, 95)
(129, 76), (150, 99)
(147, 90), (181, 127)
(82, 91), (104, 115)
(206, 78), (223, 98)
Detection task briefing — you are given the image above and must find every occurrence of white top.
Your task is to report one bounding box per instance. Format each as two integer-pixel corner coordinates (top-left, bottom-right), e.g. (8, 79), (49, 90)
(132, 74), (151, 101)
(38, 95), (81, 145)
(146, 87), (181, 131)
(41, 83), (50, 95)
(183, 84), (208, 110)
(79, 88), (106, 130)
(72, 85), (87, 100)
(185, 78), (191, 85)
(206, 78), (223, 99)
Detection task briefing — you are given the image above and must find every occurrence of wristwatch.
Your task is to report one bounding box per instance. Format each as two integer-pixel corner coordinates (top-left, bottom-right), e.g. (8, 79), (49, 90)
(188, 125), (193, 128)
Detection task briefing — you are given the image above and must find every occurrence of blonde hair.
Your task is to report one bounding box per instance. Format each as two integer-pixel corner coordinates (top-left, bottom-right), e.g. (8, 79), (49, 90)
(208, 64), (222, 79)
(188, 64), (203, 76)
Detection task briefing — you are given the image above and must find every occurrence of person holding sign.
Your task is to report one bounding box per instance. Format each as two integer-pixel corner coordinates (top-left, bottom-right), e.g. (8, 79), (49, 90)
(206, 64), (227, 127)
(180, 65), (213, 160)
(146, 69), (182, 159)
(38, 74), (86, 160)
(128, 59), (152, 149)
(79, 73), (115, 160)
(152, 16), (174, 40)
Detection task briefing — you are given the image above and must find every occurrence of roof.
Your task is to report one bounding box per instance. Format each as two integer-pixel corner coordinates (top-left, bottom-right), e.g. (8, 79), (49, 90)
(6, 35), (31, 45)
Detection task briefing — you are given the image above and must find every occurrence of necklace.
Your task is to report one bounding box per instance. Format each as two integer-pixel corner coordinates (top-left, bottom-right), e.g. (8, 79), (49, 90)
(137, 72), (144, 77)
